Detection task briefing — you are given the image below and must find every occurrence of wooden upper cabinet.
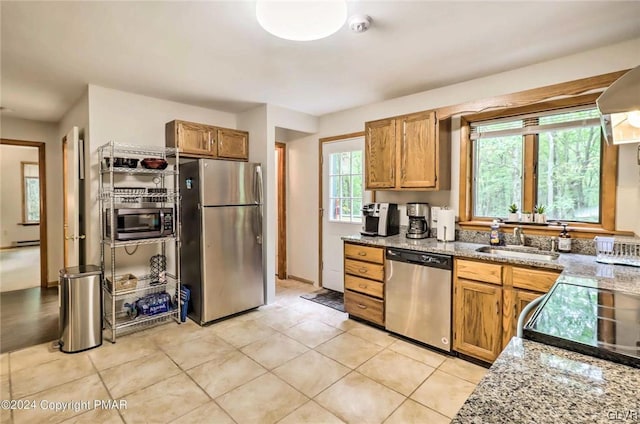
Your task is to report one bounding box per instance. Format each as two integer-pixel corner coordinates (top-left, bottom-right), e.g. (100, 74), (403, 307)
(166, 120), (248, 161)
(364, 111), (450, 191)
(217, 128), (249, 161)
(399, 111), (437, 188)
(166, 120), (215, 156)
(365, 118), (396, 189)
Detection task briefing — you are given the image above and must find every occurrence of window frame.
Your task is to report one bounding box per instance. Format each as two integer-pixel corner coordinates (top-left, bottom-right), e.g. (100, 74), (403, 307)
(21, 161), (40, 224)
(328, 150), (364, 224)
(459, 93), (618, 235)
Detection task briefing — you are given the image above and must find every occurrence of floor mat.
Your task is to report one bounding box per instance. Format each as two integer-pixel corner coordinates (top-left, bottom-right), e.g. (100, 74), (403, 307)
(300, 289), (345, 312)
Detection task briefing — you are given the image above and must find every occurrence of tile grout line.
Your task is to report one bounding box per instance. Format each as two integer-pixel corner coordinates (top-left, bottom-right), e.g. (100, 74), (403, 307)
(88, 352), (128, 424)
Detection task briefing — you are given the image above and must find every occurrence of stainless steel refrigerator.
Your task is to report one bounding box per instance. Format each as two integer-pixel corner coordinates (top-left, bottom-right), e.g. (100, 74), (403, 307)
(180, 159), (264, 325)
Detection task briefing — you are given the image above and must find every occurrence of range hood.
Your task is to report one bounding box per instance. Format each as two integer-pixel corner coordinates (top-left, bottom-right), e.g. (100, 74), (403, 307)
(597, 65), (640, 145)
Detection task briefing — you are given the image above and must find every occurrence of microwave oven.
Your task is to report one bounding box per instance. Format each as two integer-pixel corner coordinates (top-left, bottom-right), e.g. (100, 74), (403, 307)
(105, 208), (174, 241)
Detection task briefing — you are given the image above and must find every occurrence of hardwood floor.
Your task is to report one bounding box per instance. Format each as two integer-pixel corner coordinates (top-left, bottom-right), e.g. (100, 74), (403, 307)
(0, 287), (58, 353)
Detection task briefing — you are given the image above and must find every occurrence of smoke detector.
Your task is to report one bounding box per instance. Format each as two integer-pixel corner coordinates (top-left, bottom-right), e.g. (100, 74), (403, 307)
(348, 14), (372, 33)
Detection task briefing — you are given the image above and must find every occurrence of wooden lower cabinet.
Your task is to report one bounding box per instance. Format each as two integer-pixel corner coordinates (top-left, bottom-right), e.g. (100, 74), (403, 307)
(453, 258), (560, 363)
(343, 242), (385, 326)
(345, 290), (384, 325)
(502, 288), (545, 347)
(453, 279), (503, 362)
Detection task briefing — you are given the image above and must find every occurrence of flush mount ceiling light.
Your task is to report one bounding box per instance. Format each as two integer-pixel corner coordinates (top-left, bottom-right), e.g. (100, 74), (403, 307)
(256, 0), (348, 41)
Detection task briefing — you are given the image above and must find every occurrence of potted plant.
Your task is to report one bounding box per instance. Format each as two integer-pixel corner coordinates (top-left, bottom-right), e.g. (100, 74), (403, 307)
(521, 210), (532, 223)
(508, 203), (519, 222)
(534, 205), (547, 223)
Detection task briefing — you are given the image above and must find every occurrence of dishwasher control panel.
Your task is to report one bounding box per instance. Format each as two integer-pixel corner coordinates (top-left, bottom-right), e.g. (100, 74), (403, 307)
(386, 248), (452, 270)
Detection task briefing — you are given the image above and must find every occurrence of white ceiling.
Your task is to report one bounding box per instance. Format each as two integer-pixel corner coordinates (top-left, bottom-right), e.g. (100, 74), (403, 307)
(2, 1), (639, 122)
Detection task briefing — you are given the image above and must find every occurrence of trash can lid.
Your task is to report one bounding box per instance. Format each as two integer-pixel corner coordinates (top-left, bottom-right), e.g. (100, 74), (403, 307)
(60, 265), (103, 278)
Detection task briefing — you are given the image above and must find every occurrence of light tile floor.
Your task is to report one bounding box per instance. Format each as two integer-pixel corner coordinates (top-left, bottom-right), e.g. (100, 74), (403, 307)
(0, 279), (487, 424)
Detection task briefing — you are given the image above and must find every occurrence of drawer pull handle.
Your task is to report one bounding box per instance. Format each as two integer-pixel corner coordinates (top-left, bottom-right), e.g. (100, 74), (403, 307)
(357, 304), (367, 309)
(358, 284), (368, 289)
(496, 301), (500, 315)
(359, 268), (368, 273)
(358, 252), (367, 256)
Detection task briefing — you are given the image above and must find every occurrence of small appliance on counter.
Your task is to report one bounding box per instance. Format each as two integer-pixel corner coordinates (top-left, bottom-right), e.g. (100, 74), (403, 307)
(436, 207), (456, 242)
(406, 202), (430, 239)
(361, 203), (400, 237)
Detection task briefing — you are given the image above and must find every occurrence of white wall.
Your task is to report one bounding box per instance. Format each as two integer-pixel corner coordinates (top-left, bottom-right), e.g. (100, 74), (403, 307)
(288, 37), (640, 284)
(85, 85), (238, 273)
(58, 89), (90, 266)
(238, 104), (319, 301)
(0, 145), (40, 246)
(1, 116), (62, 282)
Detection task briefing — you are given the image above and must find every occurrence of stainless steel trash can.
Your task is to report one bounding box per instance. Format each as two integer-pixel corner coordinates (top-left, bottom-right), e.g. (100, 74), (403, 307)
(59, 265), (103, 353)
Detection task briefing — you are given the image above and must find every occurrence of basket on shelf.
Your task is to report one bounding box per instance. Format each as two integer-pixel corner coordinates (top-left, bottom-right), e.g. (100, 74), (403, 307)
(105, 273), (138, 291)
(594, 236), (640, 267)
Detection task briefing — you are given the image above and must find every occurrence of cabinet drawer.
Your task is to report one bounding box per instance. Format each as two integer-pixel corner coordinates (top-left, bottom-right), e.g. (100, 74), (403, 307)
(512, 267), (559, 292)
(344, 243), (384, 264)
(345, 290), (384, 325)
(345, 275), (384, 299)
(345, 259), (384, 281)
(456, 259), (502, 285)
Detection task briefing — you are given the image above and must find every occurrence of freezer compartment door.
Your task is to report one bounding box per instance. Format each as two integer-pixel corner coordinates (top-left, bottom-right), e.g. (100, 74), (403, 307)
(201, 205), (264, 322)
(199, 160), (262, 206)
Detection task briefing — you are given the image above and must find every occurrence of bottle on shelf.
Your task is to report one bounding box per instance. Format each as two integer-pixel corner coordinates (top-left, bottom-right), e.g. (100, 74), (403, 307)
(558, 224), (572, 253)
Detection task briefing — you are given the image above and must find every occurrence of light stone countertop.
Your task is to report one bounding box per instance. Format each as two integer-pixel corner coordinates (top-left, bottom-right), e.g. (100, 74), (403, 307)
(341, 233), (640, 294)
(451, 338), (640, 424)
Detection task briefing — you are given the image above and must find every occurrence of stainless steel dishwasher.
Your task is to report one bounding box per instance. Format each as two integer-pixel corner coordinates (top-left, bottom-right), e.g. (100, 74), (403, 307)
(385, 247), (453, 351)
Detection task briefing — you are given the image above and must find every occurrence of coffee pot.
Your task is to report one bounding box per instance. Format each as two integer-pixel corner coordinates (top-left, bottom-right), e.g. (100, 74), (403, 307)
(406, 203), (430, 239)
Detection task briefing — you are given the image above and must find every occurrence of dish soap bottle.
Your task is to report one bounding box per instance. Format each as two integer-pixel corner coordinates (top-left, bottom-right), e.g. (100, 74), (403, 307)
(558, 224), (572, 253)
(489, 220), (503, 246)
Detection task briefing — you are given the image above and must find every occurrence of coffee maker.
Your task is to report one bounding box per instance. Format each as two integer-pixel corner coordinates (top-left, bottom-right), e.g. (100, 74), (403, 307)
(406, 202), (430, 239)
(361, 203), (400, 237)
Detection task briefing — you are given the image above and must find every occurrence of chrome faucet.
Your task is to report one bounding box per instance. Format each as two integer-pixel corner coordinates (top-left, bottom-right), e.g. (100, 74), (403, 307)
(513, 226), (525, 246)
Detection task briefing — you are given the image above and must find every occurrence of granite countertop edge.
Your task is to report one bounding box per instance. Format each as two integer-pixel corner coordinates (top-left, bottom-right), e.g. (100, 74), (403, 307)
(342, 234), (640, 293)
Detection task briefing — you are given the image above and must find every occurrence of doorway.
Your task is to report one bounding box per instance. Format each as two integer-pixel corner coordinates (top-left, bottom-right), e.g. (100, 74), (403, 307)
(319, 134), (370, 292)
(0, 138), (57, 353)
(0, 139), (48, 289)
(275, 142), (287, 280)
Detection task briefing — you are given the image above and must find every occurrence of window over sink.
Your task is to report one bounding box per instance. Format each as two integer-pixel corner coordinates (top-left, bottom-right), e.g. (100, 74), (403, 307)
(459, 93), (618, 233)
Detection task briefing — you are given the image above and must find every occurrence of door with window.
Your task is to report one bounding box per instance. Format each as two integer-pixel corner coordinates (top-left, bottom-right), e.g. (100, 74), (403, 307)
(322, 137), (370, 292)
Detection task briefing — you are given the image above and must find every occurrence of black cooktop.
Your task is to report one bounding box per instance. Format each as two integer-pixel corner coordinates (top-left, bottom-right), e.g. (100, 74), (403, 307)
(524, 281), (640, 368)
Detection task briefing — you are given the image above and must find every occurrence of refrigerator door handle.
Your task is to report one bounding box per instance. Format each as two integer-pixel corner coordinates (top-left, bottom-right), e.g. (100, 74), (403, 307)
(255, 165), (264, 205)
(255, 165), (263, 245)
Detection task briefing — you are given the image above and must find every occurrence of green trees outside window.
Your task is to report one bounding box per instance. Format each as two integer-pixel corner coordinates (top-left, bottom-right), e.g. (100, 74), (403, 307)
(329, 150), (363, 223)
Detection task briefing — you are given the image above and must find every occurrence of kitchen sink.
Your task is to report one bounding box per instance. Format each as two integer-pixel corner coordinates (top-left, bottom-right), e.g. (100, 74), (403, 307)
(475, 246), (560, 261)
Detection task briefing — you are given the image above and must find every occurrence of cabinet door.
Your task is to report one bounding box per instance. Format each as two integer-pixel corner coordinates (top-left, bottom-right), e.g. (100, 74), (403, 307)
(217, 129), (249, 161)
(177, 121), (215, 156)
(502, 289), (544, 348)
(454, 278), (503, 362)
(365, 118), (396, 189)
(399, 111), (437, 188)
